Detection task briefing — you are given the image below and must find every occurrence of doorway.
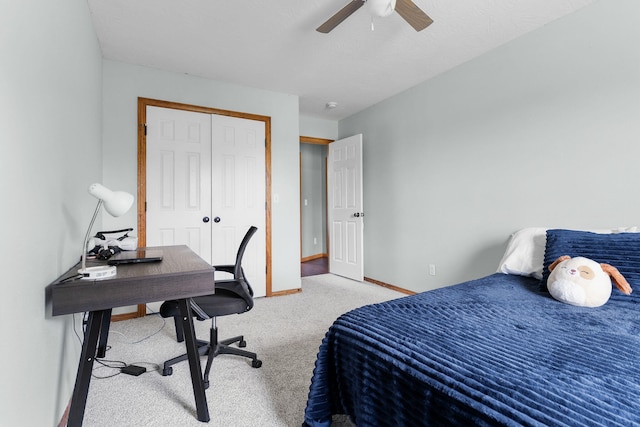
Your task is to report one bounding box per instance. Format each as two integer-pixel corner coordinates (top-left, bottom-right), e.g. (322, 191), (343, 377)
(300, 136), (331, 276)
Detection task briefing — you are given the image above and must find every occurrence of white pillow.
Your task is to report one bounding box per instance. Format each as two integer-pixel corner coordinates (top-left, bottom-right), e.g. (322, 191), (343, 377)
(497, 226), (639, 280)
(496, 228), (547, 279)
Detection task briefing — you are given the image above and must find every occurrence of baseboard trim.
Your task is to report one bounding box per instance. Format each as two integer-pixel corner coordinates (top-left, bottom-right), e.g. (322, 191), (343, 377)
(364, 277), (415, 295)
(110, 311), (140, 322)
(271, 288), (303, 297)
(301, 253), (328, 262)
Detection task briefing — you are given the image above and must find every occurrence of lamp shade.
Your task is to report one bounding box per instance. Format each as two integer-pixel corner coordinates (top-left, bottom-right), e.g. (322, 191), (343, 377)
(369, 0), (396, 17)
(88, 183), (134, 217)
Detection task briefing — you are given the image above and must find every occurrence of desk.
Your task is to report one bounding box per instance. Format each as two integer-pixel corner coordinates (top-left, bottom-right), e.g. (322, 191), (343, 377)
(47, 245), (215, 426)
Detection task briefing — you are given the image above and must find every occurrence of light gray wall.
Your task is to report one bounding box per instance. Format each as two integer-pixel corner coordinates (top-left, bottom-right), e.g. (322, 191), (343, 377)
(300, 115), (339, 141)
(101, 60), (302, 294)
(340, 0), (640, 293)
(1, 1), (103, 425)
(300, 144), (328, 258)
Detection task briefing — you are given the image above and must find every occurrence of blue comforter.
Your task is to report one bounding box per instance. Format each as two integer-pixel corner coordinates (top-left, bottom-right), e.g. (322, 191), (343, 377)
(303, 274), (640, 427)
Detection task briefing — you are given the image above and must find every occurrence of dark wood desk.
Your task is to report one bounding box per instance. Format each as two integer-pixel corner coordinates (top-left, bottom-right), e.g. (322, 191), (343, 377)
(47, 245), (215, 426)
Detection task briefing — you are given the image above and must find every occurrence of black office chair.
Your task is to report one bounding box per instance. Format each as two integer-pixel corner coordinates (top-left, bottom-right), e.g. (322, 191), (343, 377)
(159, 226), (262, 387)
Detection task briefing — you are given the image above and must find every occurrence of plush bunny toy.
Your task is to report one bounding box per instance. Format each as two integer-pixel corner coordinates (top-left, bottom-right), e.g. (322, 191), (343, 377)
(547, 256), (632, 307)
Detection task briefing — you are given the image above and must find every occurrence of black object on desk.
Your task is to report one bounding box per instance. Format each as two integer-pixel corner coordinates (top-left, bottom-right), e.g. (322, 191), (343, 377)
(107, 248), (163, 265)
(46, 245), (215, 426)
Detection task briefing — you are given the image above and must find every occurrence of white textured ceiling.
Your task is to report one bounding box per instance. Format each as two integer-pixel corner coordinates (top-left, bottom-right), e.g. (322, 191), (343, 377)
(88, 0), (597, 120)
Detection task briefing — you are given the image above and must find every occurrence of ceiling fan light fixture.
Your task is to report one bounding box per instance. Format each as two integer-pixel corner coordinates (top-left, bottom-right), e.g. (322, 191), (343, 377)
(369, 0), (396, 18)
(316, 0), (432, 34)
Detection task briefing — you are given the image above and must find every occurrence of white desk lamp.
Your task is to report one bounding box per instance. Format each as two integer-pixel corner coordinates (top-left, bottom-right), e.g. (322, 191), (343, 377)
(79, 183), (134, 280)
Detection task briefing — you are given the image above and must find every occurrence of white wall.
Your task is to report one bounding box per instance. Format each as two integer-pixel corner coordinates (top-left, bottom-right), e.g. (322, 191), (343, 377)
(340, 0), (640, 293)
(0, 1), (103, 425)
(101, 60), (302, 294)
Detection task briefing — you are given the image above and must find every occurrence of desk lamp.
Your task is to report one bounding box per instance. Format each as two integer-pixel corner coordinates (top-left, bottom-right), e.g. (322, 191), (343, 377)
(79, 183), (134, 279)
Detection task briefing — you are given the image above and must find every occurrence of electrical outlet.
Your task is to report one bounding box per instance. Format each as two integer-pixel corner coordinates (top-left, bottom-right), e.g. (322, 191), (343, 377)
(313, 237), (317, 245)
(429, 264), (436, 276)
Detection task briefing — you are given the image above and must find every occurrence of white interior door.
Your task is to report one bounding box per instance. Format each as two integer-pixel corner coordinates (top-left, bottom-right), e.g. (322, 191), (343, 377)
(211, 114), (266, 297)
(146, 106), (267, 300)
(146, 106), (212, 261)
(328, 134), (364, 281)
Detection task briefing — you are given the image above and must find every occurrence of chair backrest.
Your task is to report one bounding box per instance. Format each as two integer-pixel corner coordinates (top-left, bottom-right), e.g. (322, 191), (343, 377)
(233, 226), (258, 279)
(213, 226), (257, 308)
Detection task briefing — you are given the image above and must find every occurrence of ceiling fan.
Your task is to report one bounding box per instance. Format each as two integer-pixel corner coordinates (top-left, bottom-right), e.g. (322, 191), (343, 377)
(317, 0), (433, 33)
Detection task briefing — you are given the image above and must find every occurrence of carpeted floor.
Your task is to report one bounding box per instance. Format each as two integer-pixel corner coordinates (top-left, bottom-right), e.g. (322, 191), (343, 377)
(81, 273), (402, 426)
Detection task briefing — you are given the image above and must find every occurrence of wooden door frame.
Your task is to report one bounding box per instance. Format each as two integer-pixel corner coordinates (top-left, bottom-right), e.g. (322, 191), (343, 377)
(299, 136), (332, 264)
(137, 97), (273, 315)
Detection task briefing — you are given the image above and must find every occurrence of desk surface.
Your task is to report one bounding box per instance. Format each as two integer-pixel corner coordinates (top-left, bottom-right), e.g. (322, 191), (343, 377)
(47, 245), (214, 316)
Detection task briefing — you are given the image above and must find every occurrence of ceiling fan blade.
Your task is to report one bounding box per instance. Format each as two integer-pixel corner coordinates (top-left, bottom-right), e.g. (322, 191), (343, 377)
(395, 0), (433, 31)
(316, 0), (365, 33)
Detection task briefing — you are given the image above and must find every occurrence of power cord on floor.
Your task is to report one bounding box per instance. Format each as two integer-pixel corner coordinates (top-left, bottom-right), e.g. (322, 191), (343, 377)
(71, 308), (165, 379)
(108, 309), (166, 344)
(93, 359), (162, 379)
(92, 358), (127, 379)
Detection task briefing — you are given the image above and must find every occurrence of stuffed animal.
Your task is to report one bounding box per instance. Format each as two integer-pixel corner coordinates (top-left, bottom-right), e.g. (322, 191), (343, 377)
(547, 256), (632, 307)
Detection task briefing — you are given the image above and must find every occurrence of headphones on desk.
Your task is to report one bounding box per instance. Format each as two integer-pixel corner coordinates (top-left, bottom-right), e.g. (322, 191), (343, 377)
(88, 228), (137, 260)
(93, 245), (120, 260)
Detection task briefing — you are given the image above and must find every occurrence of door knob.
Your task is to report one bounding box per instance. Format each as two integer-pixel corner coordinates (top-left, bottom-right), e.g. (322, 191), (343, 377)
(353, 212), (364, 218)
(213, 216), (221, 223)
(203, 217), (210, 223)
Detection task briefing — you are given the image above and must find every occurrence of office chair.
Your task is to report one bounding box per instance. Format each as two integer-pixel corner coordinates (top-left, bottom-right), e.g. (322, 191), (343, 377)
(159, 226), (262, 387)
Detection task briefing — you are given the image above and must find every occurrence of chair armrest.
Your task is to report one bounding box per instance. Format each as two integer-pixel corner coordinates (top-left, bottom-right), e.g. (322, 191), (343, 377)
(213, 264), (235, 274)
(215, 279), (254, 308)
(188, 298), (211, 320)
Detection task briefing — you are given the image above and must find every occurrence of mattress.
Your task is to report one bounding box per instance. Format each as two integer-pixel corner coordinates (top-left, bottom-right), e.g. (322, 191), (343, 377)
(303, 273), (640, 427)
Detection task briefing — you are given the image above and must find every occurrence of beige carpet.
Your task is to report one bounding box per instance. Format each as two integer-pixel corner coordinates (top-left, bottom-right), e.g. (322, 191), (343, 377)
(81, 274), (403, 426)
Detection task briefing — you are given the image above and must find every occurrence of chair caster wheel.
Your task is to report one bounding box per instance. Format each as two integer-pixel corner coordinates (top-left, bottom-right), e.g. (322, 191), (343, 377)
(162, 367), (173, 376)
(239, 340), (247, 348)
(252, 359), (262, 368)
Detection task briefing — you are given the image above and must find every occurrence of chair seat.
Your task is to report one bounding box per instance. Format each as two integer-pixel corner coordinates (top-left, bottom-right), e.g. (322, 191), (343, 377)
(159, 289), (249, 320)
(194, 291), (250, 317)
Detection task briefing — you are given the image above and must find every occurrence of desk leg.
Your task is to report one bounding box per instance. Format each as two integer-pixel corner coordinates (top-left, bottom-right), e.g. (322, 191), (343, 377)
(67, 309), (110, 427)
(97, 308), (112, 358)
(178, 298), (210, 422)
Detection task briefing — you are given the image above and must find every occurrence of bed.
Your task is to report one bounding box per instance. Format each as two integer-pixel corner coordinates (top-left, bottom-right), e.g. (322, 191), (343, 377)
(303, 228), (640, 427)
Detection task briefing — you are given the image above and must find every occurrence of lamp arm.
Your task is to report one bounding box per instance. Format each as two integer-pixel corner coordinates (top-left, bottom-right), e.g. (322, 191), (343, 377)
(81, 199), (103, 273)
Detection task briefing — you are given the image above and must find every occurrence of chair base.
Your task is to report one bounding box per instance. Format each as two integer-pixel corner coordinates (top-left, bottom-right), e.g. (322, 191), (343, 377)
(162, 327), (262, 388)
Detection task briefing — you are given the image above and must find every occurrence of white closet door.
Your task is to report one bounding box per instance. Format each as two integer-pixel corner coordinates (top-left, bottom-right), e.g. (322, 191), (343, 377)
(146, 106), (213, 262)
(211, 114), (266, 297)
(146, 106), (267, 299)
